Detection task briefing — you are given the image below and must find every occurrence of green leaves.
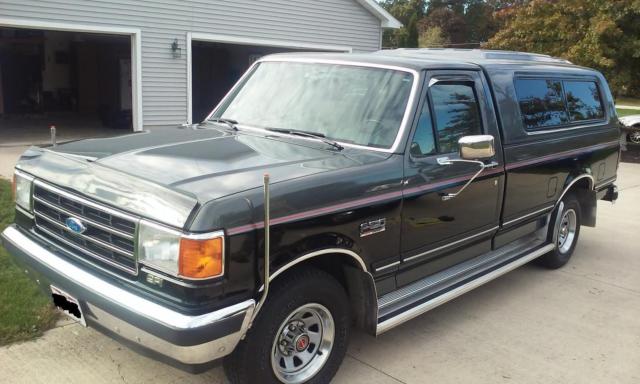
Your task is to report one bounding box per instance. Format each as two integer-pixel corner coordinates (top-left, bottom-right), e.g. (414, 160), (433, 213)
(382, 1), (500, 48)
(380, 0), (639, 96)
(485, 0), (640, 96)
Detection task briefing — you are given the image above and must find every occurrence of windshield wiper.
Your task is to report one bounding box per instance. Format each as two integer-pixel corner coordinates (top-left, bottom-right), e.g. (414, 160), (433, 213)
(208, 117), (239, 131)
(266, 128), (344, 151)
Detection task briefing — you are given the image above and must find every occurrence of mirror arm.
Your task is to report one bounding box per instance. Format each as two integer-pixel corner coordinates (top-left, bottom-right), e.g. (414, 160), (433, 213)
(436, 157), (498, 201)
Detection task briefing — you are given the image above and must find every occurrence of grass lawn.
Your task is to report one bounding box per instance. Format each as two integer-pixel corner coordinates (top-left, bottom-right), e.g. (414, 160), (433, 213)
(0, 178), (58, 346)
(617, 108), (640, 118)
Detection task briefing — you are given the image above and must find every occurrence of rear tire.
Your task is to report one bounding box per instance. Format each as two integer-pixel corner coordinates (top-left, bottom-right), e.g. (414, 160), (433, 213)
(224, 268), (350, 384)
(538, 194), (581, 269)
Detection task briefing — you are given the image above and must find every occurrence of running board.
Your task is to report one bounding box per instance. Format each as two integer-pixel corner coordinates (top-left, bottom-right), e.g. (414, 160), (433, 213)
(376, 240), (555, 335)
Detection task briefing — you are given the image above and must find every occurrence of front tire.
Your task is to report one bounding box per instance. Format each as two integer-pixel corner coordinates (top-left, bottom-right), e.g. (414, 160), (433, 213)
(628, 131), (640, 145)
(538, 194), (581, 269)
(224, 268), (350, 384)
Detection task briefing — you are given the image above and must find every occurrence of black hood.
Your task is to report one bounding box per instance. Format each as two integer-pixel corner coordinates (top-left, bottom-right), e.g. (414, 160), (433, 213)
(52, 127), (387, 202)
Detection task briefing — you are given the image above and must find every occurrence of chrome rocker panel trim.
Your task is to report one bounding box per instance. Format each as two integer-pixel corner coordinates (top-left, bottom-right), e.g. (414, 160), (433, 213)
(1, 225), (255, 366)
(502, 205), (555, 227)
(377, 242), (555, 335)
(403, 226), (498, 263)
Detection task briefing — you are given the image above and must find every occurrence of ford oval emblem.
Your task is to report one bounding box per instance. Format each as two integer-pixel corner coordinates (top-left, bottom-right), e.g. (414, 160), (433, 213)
(65, 217), (87, 234)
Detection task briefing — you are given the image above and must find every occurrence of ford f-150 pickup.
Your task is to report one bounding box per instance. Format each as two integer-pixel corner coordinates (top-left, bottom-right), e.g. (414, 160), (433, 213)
(2, 49), (620, 384)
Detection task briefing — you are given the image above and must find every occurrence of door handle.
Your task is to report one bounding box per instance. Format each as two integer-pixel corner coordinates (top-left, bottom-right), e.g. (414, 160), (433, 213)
(484, 161), (499, 169)
(436, 157), (497, 201)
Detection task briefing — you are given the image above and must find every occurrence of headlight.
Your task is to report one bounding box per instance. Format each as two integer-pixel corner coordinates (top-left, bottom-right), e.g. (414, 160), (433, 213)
(137, 220), (224, 279)
(13, 170), (34, 212)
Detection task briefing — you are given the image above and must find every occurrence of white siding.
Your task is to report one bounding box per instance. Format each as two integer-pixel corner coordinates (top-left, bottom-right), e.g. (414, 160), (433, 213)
(0, 0), (382, 128)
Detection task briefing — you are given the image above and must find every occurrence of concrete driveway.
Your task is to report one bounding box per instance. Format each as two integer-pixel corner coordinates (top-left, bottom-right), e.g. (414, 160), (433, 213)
(1, 163), (639, 384)
(0, 145), (29, 179)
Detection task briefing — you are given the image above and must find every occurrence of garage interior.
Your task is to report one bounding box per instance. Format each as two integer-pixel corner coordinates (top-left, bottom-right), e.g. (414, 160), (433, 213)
(191, 41), (308, 123)
(0, 27), (132, 145)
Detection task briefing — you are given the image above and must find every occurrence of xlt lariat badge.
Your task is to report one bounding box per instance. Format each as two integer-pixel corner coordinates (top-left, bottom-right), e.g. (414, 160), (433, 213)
(360, 218), (386, 237)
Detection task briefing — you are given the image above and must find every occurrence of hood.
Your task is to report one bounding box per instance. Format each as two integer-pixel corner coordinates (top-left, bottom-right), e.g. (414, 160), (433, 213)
(19, 127), (386, 227)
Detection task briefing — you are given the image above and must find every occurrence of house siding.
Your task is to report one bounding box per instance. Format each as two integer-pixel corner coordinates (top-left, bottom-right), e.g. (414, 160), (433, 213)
(0, 0), (382, 128)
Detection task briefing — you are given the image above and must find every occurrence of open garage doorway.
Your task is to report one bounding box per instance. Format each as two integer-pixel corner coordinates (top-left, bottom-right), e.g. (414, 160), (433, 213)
(0, 24), (139, 146)
(188, 34), (351, 124)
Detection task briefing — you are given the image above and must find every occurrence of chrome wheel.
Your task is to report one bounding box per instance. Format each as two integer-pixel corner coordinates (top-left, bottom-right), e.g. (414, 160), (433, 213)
(271, 303), (335, 384)
(629, 131), (640, 144)
(557, 209), (577, 253)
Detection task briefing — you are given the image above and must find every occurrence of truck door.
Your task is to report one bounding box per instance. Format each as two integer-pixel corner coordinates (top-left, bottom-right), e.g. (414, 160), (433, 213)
(398, 70), (505, 287)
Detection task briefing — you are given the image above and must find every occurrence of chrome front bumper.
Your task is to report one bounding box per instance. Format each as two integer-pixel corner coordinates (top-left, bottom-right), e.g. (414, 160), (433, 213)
(1, 225), (255, 367)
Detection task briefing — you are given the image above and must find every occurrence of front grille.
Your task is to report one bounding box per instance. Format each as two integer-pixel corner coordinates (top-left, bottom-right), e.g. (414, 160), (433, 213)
(32, 181), (139, 275)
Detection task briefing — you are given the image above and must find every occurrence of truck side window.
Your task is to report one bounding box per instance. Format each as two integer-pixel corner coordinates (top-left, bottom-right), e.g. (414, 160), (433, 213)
(564, 81), (604, 121)
(410, 99), (436, 157)
(430, 82), (482, 154)
(515, 79), (569, 129)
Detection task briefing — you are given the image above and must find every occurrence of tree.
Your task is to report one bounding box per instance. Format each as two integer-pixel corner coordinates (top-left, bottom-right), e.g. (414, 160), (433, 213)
(465, 0), (499, 43)
(380, 0), (529, 50)
(426, 0), (466, 15)
(422, 7), (468, 45)
(380, 0), (425, 24)
(406, 14), (420, 47)
(425, 0), (446, 14)
(485, 0), (640, 96)
(419, 26), (449, 47)
(380, 0), (426, 48)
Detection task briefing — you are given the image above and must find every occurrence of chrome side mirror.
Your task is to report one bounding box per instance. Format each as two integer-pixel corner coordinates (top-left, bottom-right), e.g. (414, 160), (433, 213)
(436, 135), (498, 201)
(459, 135), (495, 160)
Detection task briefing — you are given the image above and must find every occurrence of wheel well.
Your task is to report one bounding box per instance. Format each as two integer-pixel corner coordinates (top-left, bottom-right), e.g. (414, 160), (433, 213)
(562, 176), (597, 227)
(271, 253), (378, 335)
(570, 177), (592, 191)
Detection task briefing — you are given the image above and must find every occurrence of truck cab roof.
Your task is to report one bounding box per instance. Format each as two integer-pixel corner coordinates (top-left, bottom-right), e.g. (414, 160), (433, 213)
(265, 49), (601, 77)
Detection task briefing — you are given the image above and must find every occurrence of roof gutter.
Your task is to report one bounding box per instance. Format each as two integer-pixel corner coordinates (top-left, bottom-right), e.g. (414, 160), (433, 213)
(355, 0), (403, 29)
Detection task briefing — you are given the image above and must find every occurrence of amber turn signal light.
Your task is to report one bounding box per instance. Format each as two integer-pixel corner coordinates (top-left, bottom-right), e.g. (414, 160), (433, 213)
(179, 236), (223, 279)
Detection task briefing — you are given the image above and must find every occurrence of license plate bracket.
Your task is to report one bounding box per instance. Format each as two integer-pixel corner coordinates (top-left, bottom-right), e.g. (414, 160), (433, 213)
(50, 285), (86, 327)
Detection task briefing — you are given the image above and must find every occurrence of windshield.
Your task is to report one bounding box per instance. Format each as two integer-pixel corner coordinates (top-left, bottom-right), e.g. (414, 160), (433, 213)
(213, 61), (415, 149)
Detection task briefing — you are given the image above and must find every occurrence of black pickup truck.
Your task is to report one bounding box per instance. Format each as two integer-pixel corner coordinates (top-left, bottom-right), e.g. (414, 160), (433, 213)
(2, 49), (620, 384)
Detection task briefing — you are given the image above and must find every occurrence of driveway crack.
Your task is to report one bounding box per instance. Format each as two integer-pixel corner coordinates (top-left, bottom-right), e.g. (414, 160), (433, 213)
(108, 352), (127, 383)
(559, 270), (640, 296)
(619, 183), (640, 192)
(346, 353), (408, 384)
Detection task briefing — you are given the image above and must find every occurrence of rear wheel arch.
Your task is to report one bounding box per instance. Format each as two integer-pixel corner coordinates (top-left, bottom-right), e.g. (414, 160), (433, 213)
(557, 174), (594, 202)
(556, 173), (596, 227)
(268, 250), (378, 336)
